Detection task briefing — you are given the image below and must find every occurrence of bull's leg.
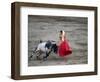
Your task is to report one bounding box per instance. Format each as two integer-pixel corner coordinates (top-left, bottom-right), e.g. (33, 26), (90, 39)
(29, 47), (37, 59)
(30, 55), (33, 59)
(43, 50), (52, 60)
(29, 51), (34, 59)
(36, 51), (40, 60)
(36, 50), (42, 60)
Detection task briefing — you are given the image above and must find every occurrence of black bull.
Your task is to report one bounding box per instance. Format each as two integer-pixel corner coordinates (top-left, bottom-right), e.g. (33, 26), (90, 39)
(30, 41), (58, 60)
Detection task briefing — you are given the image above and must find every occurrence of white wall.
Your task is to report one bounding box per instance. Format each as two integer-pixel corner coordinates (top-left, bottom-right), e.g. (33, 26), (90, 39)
(0, 0), (100, 82)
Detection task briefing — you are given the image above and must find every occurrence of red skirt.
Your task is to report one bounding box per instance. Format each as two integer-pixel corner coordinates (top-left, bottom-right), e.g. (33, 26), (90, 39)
(58, 40), (72, 57)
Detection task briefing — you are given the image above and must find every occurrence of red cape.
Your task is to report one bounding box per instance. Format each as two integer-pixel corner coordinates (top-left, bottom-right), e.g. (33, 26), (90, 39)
(58, 40), (72, 57)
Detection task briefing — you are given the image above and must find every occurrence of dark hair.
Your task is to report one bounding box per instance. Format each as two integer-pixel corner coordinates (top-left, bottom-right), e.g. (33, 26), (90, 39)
(60, 30), (63, 33)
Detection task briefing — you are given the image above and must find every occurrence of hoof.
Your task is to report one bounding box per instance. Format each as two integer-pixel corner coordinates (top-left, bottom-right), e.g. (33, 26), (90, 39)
(30, 55), (33, 59)
(36, 56), (41, 60)
(43, 57), (47, 61)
